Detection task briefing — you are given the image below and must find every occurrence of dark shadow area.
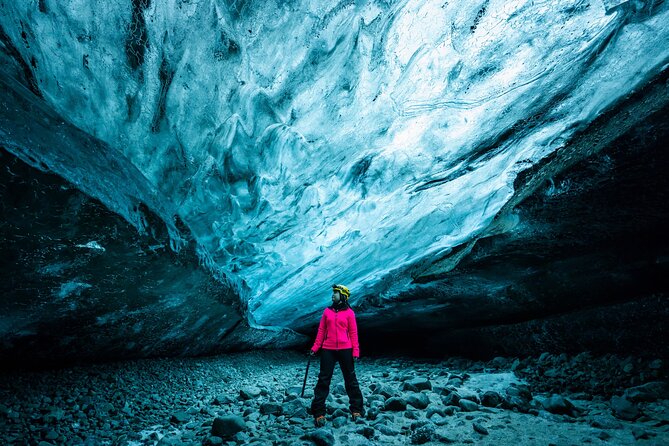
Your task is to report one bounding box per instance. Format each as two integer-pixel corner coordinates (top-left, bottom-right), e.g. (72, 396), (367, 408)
(0, 148), (243, 370)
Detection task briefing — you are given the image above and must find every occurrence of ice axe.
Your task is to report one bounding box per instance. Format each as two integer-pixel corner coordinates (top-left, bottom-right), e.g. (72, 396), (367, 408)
(301, 352), (313, 398)
(302, 336), (326, 397)
(302, 323), (326, 398)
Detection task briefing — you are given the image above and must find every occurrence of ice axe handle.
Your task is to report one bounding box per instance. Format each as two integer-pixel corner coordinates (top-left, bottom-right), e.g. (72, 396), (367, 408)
(301, 355), (312, 398)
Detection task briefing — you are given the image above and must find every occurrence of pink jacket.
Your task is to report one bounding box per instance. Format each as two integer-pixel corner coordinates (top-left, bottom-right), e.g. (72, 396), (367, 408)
(311, 306), (360, 357)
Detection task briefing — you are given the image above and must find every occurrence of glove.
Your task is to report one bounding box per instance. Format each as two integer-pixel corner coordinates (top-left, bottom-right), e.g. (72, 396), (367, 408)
(353, 356), (359, 363)
(308, 350), (316, 356)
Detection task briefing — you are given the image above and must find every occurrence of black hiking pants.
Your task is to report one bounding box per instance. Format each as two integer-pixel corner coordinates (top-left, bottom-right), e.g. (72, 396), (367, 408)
(310, 348), (364, 418)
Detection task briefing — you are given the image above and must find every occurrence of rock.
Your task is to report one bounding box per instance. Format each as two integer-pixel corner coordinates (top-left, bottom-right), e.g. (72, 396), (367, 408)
(282, 399), (307, 419)
(573, 351), (592, 362)
(588, 414), (622, 429)
(42, 407), (65, 423)
(404, 409), (420, 419)
(506, 384), (532, 401)
(366, 407), (380, 420)
(410, 420), (431, 430)
(383, 397), (407, 411)
(490, 356), (508, 368)
(43, 429), (58, 441)
(406, 393), (430, 410)
(301, 427), (335, 446)
(121, 402), (134, 416)
(536, 394), (576, 416)
(402, 377), (432, 392)
(437, 385), (456, 396)
(239, 386), (262, 400)
(543, 368), (560, 378)
(426, 407), (445, 418)
(366, 394), (385, 405)
(480, 391), (502, 407)
(211, 415), (247, 439)
(430, 414), (448, 426)
(285, 386), (303, 395)
(441, 392), (460, 407)
(357, 426), (375, 439)
(472, 422), (488, 435)
(157, 436), (181, 446)
(447, 377), (463, 386)
(624, 381), (668, 402)
(332, 416), (347, 428)
(373, 413), (393, 425)
(326, 403), (346, 415)
(631, 427), (653, 440)
(458, 389), (481, 404)
(596, 431), (611, 441)
(208, 436), (223, 445)
(610, 395), (639, 421)
(648, 359), (662, 369)
(434, 432), (457, 443)
(96, 402), (115, 415)
(377, 425), (400, 436)
(212, 395), (234, 405)
(458, 399), (478, 412)
(170, 411), (190, 424)
(503, 385), (532, 413)
(410, 422), (435, 445)
(332, 408), (347, 418)
(232, 431), (250, 442)
(259, 402), (283, 416)
(372, 385), (396, 399)
(443, 406), (458, 416)
(503, 396), (531, 413)
(569, 392), (592, 401)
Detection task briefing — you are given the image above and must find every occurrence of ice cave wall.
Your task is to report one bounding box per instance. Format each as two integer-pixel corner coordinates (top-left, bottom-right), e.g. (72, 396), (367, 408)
(1, 0), (668, 363)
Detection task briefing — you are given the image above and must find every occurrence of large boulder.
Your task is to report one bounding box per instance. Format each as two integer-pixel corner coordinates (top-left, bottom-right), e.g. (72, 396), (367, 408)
(211, 415), (248, 439)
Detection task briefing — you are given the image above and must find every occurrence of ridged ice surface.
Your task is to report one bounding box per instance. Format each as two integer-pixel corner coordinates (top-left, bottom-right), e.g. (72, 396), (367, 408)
(1, 0), (668, 328)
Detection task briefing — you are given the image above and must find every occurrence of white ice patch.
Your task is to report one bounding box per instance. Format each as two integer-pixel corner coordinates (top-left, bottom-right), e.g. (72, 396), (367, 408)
(75, 241), (106, 252)
(461, 371), (527, 395)
(55, 281), (92, 299)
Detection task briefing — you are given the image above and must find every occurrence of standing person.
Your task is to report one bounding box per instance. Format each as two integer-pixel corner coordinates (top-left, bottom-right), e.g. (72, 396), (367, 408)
(308, 284), (365, 427)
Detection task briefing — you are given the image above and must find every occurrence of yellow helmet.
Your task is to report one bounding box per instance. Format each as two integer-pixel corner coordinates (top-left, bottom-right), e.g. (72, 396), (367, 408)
(332, 284), (351, 300)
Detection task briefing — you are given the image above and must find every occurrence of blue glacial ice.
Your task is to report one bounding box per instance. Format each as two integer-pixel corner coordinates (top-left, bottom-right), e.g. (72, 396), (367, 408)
(1, 0), (668, 329)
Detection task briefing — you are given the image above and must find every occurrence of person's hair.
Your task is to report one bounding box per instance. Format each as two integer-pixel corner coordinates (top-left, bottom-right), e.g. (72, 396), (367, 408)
(330, 299), (351, 310)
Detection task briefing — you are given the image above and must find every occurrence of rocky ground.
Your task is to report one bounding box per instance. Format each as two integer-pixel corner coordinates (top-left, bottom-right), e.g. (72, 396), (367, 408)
(0, 350), (668, 445)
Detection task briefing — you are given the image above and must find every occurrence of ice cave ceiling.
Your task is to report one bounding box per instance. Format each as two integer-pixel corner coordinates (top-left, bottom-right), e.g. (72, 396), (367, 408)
(1, 0), (668, 363)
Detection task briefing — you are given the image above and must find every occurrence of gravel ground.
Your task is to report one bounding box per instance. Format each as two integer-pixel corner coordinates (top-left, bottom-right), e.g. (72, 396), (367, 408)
(1, 350), (668, 445)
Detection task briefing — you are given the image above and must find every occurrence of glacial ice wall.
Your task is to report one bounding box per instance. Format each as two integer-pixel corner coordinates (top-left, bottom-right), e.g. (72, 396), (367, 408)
(1, 0), (668, 329)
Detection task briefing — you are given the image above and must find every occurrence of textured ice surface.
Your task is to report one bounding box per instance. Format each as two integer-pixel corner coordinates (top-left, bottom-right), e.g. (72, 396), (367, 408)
(1, 0), (668, 329)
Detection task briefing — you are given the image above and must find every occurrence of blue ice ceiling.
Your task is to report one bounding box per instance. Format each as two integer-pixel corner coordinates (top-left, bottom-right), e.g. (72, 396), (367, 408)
(1, 0), (668, 329)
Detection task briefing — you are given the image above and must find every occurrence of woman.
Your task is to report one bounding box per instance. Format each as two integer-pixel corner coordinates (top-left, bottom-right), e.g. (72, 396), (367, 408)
(308, 284), (365, 427)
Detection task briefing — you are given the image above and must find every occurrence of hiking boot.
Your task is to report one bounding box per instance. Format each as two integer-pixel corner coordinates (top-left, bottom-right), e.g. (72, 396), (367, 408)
(314, 415), (326, 427)
(351, 412), (363, 422)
